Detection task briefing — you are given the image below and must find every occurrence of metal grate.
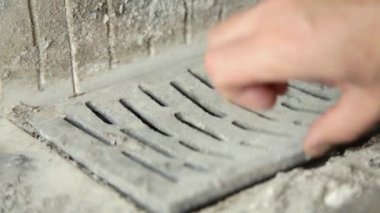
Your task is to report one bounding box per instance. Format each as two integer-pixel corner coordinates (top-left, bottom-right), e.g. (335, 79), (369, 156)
(29, 64), (337, 213)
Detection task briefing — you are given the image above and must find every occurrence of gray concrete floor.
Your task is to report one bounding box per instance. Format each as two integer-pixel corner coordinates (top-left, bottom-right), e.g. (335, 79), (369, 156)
(0, 46), (379, 212)
(0, 119), (140, 213)
(1, 117), (379, 213)
(203, 136), (380, 213)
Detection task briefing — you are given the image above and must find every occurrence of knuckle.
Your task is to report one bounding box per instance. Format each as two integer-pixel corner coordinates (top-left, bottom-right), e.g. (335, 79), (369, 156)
(207, 27), (221, 45)
(204, 51), (218, 74)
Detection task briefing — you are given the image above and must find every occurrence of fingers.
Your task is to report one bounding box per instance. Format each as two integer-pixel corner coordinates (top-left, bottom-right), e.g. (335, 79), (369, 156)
(205, 0), (380, 161)
(206, 33), (339, 93)
(208, 7), (259, 48)
(205, 36), (297, 91)
(232, 84), (279, 110)
(206, 37), (272, 90)
(273, 82), (289, 95)
(223, 83), (288, 110)
(304, 86), (380, 158)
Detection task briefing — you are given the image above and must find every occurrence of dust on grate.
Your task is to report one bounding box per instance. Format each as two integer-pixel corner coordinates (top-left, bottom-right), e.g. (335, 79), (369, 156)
(29, 64), (337, 213)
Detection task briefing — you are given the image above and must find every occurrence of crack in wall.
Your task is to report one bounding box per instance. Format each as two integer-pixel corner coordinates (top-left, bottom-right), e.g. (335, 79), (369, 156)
(218, 0), (226, 21)
(105, 0), (116, 70)
(63, 0), (81, 96)
(147, 0), (159, 57)
(1, 0), (256, 99)
(183, 0), (193, 45)
(147, 37), (155, 57)
(27, 0), (46, 91)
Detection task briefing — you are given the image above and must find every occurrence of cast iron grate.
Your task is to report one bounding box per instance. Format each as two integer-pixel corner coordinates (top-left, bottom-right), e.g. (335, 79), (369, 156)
(29, 64), (337, 213)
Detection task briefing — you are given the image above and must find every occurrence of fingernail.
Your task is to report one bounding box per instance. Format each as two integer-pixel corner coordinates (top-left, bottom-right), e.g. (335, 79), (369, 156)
(234, 91), (253, 108)
(235, 90), (272, 110)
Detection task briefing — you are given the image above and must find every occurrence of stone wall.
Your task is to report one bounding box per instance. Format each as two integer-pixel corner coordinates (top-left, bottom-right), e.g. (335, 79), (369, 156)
(0, 0), (256, 96)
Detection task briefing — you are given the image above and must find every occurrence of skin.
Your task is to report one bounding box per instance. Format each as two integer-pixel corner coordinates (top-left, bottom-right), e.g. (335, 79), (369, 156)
(205, 0), (380, 158)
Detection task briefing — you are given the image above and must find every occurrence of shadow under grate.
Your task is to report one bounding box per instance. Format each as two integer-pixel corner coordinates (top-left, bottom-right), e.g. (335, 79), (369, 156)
(29, 63), (338, 213)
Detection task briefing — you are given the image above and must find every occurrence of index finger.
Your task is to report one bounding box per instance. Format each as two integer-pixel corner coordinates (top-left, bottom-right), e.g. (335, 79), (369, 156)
(208, 6), (261, 48)
(205, 36), (339, 90)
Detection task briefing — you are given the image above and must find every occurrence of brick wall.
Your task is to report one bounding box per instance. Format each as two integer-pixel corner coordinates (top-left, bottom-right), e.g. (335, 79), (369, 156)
(0, 0), (256, 96)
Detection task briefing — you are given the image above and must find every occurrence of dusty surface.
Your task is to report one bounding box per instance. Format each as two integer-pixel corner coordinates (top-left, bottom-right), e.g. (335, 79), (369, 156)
(1, 56), (378, 213)
(203, 136), (380, 213)
(0, 42), (378, 212)
(0, 1), (379, 209)
(2, 104), (379, 213)
(0, 0), (256, 96)
(0, 118), (139, 213)
(25, 59), (334, 212)
(0, 43), (204, 113)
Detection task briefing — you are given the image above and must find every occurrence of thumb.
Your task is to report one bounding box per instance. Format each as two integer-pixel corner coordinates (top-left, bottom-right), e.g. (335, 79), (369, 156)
(304, 86), (380, 158)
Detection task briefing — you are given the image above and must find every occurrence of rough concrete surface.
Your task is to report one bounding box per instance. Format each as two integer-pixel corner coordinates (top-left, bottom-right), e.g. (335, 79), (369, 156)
(0, 44), (378, 212)
(2, 103), (380, 213)
(0, 1), (379, 212)
(0, 0), (37, 85)
(203, 136), (380, 213)
(27, 60), (337, 212)
(0, 118), (139, 213)
(0, 0), (257, 96)
(30, 0), (72, 89)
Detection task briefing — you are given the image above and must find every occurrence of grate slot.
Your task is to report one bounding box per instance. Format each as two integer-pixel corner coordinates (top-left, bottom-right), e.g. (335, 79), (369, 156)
(281, 102), (322, 114)
(231, 120), (290, 138)
(238, 141), (270, 150)
(178, 140), (201, 152)
(174, 113), (223, 141)
(236, 105), (277, 121)
(119, 98), (172, 137)
(138, 85), (168, 107)
(178, 140), (232, 159)
(187, 69), (214, 89)
(121, 151), (178, 183)
(122, 130), (211, 173)
(288, 84), (331, 101)
(85, 101), (116, 125)
(183, 162), (209, 172)
(170, 81), (226, 118)
(64, 116), (116, 145)
(121, 129), (175, 159)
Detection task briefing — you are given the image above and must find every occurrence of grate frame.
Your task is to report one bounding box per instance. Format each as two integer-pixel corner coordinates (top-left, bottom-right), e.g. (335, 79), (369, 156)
(29, 61), (338, 213)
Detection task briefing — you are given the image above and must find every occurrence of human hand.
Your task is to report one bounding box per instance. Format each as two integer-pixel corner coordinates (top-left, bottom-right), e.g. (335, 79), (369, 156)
(205, 0), (380, 158)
